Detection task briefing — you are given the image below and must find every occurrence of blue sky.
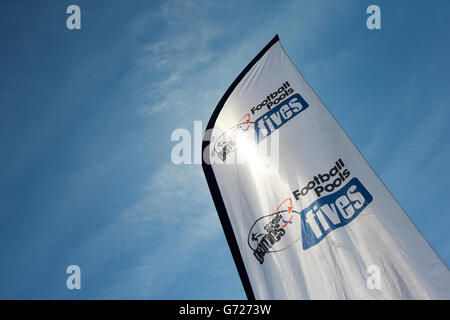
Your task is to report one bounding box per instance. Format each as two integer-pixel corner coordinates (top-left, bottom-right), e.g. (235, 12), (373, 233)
(0, 0), (449, 299)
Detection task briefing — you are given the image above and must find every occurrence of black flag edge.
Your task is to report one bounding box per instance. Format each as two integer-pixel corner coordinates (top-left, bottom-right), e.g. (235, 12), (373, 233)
(202, 35), (280, 300)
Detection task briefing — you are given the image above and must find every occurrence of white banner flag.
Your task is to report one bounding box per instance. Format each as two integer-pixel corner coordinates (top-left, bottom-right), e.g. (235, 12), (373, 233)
(202, 35), (449, 299)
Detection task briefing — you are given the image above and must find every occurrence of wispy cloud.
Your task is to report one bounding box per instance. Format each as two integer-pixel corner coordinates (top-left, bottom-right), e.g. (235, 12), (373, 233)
(70, 163), (224, 298)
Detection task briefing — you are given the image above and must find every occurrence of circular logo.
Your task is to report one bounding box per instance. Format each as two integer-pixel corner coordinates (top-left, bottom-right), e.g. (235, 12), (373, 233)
(213, 121), (255, 161)
(248, 209), (301, 264)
